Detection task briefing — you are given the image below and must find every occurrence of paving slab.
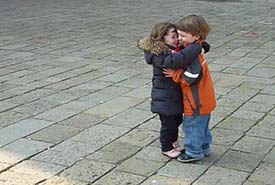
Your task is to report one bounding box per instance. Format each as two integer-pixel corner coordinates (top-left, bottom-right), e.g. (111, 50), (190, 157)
(215, 149), (262, 172)
(232, 135), (275, 154)
(247, 162), (275, 185)
(87, 141), (141, 164)
(157, 161), (208, 183)
(29, 124), (83, 144)
(0, 138), (51, 164)
(0, 119), (54, 146)
(193, 166), (249, 185)
(116, 129), (159, 147)
(103, 108), (154, 128)
(117, 157), (164, 177)
(93, 170), (146, 185)
(0, 171), (43, 185)
(0, 111), (31, 128)
(10, 160), (65, 179)
(247, 115), (275, 140)
(59, 159), (115, 183)
(217, 116), (257, 132)
(39, 176), (88, 185)
(263, 146), (275, 164)
(141, 175), (191, 185)
(211, 128), (244, 146)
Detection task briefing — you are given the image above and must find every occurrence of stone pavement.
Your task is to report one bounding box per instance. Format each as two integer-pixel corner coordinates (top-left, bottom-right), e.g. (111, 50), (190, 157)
(0, 0), (275, 184)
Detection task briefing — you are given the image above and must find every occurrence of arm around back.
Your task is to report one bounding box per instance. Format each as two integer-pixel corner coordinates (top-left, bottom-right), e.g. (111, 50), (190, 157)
(162, 43), (202, 69)
(201, 41), (210, 53)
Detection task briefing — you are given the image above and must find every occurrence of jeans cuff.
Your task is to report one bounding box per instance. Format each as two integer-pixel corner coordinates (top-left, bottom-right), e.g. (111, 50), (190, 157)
(185, 150), (204, 158)
(203, 147), (211, 156)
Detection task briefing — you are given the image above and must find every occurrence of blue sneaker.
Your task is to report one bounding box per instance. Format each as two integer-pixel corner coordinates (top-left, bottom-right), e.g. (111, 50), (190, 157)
(177, 152), (203, 163)
(203, 148), (211, 157)
(204, 152), (211, 157)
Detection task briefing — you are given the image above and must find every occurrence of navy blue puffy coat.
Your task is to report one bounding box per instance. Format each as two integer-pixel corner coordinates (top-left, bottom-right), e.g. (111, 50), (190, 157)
(138, 37), (183, 115)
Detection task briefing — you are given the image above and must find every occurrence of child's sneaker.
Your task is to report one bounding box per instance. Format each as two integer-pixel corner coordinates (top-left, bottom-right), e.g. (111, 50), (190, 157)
(203, 148), (211, 157)
(177, 152), (203, 163)
(162, 149), (181, 158)
(204, 153), (211, 157)
(172, 141), (184, 152)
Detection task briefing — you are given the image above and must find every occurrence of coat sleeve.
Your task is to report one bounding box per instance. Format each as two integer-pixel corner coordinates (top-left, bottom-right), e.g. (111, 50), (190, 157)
(144, 51), (166, 67)
(172, 58), (203, 87)
(144, 52), (153, 65)
(182, 59), (202, 86)
(171, 69), (189, 89)
(162, 43), (202, 69)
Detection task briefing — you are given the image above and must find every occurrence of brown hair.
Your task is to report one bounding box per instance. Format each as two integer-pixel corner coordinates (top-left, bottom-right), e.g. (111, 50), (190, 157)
(176, 14), (210, 40)
(149, 22), (177, 42)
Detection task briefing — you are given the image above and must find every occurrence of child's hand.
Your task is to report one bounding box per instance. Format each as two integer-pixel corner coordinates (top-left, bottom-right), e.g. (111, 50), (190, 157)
(163, 68), (176, 77)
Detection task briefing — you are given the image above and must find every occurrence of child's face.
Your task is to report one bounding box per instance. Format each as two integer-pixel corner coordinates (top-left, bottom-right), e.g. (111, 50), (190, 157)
(163, 28), (178, 48)
(177, 30), (200, 46)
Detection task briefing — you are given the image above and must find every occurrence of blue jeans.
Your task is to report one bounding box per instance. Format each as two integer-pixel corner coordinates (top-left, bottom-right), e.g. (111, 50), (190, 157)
(182, 114), (212, 158)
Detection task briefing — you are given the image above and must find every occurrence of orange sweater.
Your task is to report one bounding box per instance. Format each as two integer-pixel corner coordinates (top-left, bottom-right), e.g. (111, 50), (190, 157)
(172, 54), (216, 116)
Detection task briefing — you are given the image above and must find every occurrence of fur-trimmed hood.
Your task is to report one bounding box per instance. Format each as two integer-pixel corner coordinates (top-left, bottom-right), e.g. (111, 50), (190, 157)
(138, 37), (165, 56)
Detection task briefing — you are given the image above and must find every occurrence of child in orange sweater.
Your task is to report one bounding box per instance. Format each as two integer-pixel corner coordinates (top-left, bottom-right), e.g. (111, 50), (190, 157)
(163, 14), (216, 162)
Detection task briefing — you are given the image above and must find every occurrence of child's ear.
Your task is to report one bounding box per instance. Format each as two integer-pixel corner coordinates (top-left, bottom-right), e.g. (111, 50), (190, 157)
(194, 35), (200, 40)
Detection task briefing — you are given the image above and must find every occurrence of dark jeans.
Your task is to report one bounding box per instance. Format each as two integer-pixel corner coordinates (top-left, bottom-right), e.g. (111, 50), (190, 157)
(159, 113), (183, 152)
